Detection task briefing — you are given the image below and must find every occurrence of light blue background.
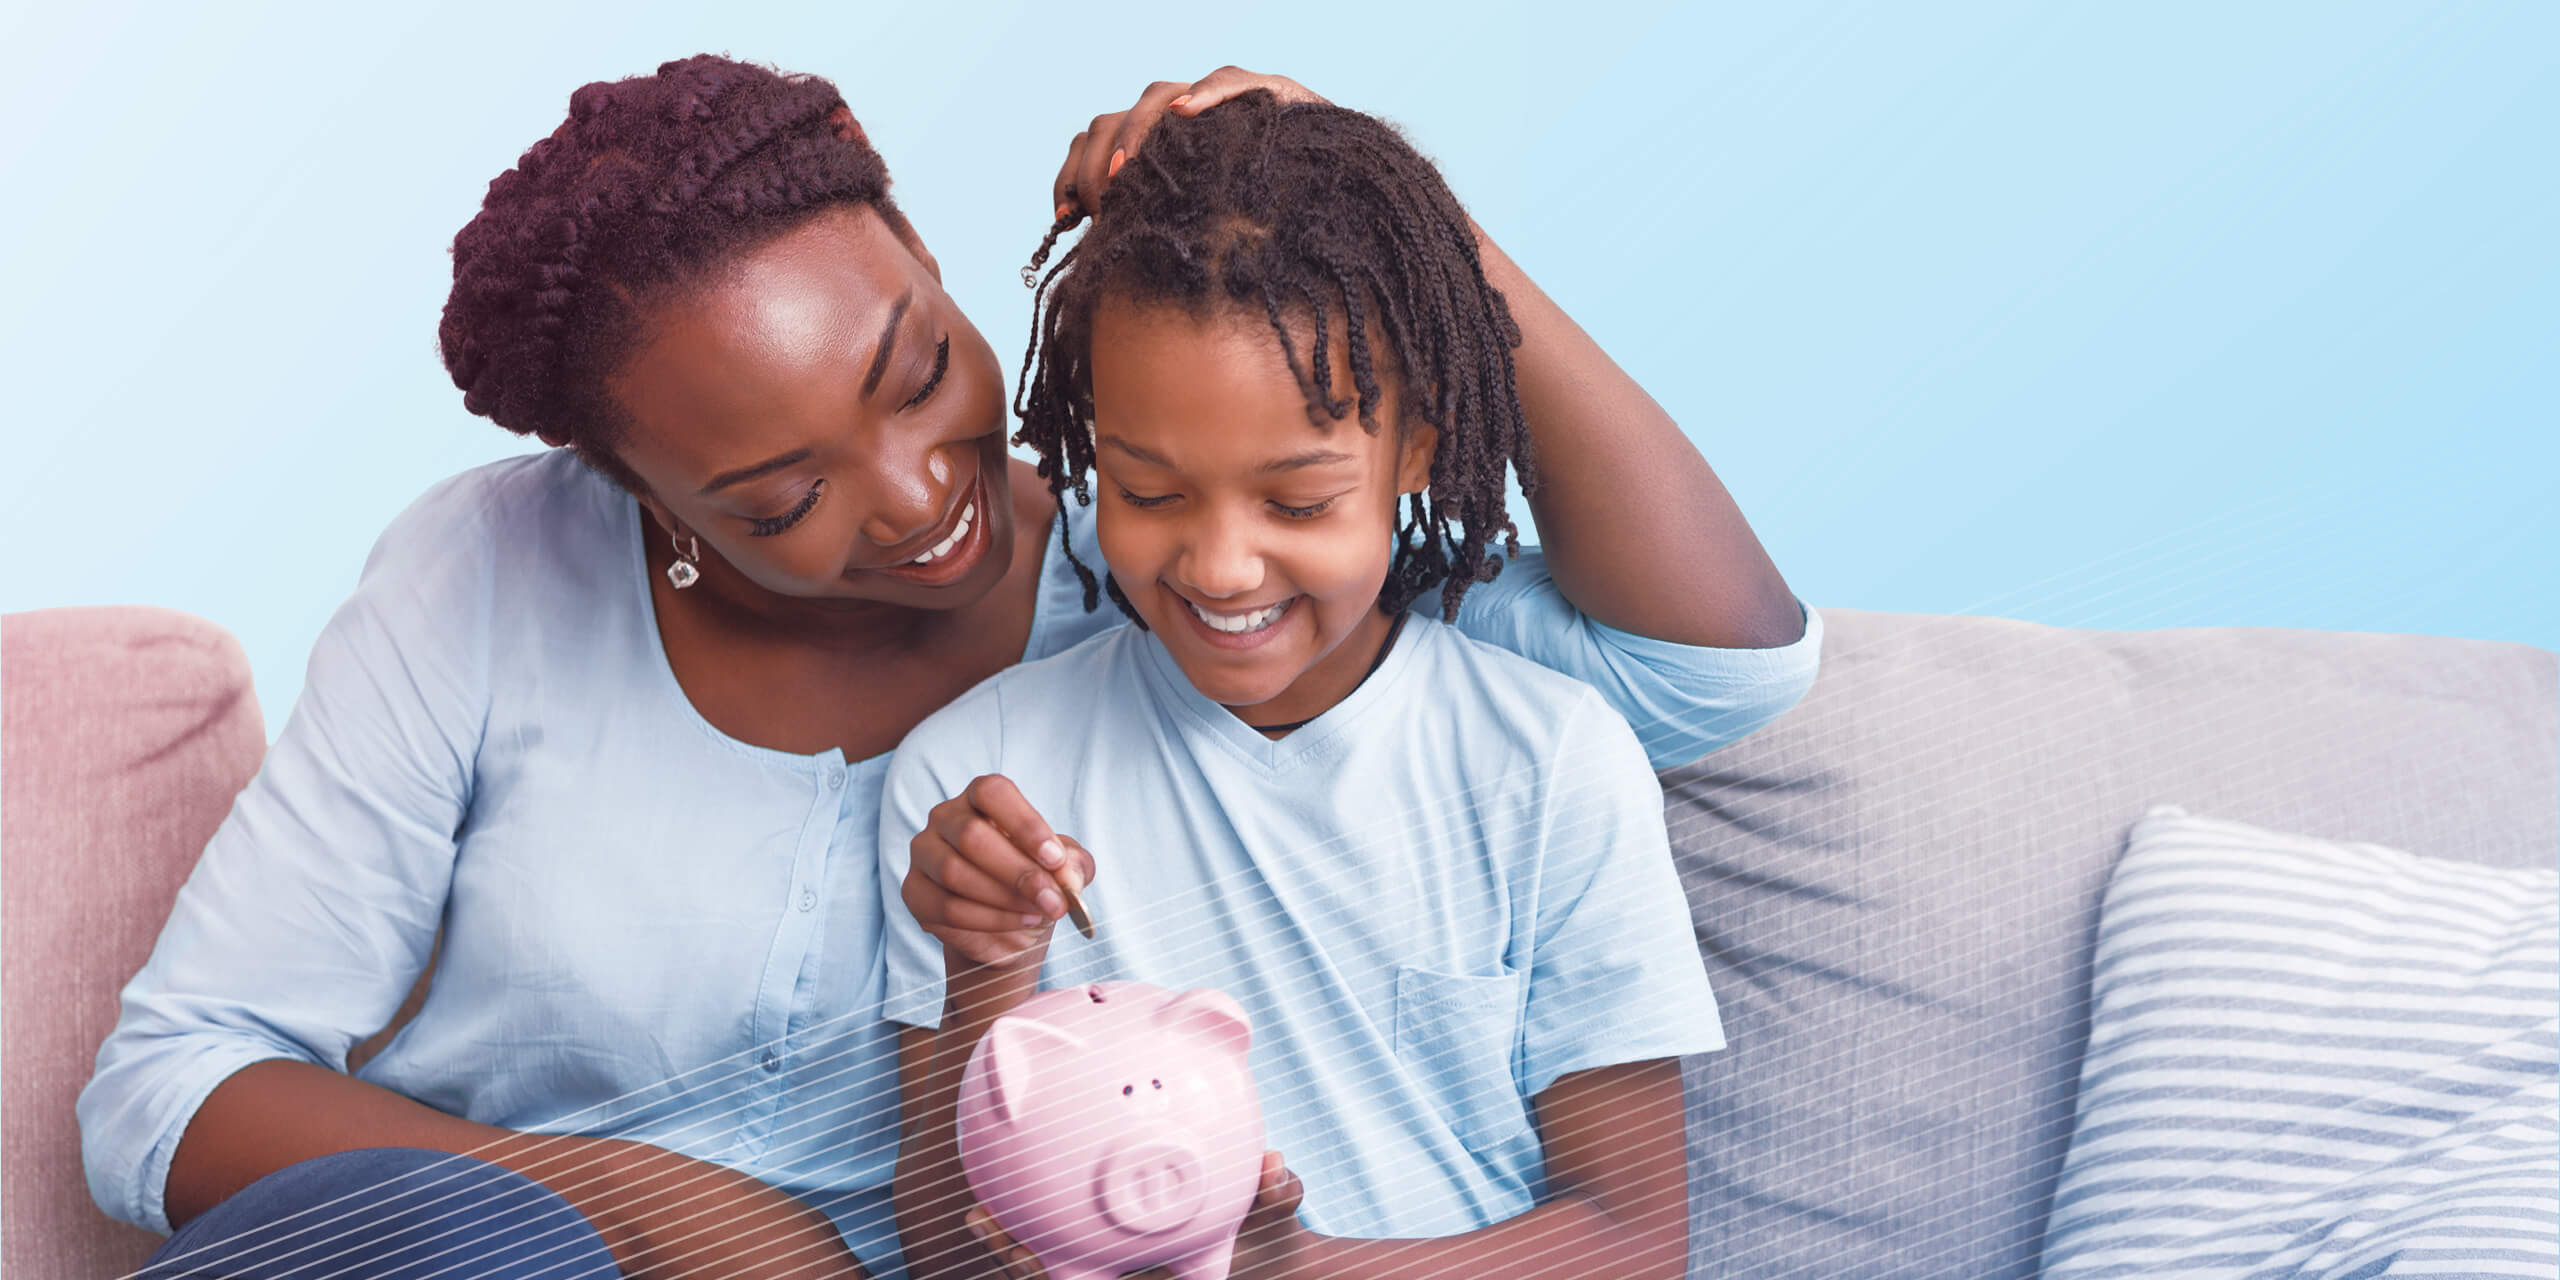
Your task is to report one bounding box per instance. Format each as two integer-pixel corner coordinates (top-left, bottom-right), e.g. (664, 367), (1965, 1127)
(3, 1), (2552, 735)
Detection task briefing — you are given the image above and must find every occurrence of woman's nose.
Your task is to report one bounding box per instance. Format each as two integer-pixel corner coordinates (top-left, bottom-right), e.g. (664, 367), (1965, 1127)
(860, 446), (960, 548)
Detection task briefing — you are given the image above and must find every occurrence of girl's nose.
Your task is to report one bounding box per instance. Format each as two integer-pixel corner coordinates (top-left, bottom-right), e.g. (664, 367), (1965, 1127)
(1175, 517), (1264, 601)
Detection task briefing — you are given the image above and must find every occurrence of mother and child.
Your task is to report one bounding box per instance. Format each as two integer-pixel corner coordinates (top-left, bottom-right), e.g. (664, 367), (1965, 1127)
(79, 55), (1818, 1280)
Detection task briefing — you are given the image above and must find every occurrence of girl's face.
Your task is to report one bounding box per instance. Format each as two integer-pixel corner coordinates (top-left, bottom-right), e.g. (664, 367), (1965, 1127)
(1087, 296), (1437, 724)
(604, 205), (1018, 612)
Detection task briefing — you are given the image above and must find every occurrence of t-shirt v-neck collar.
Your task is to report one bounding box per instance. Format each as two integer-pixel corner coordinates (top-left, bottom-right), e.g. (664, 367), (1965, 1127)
(1132, 613), (1430, 773)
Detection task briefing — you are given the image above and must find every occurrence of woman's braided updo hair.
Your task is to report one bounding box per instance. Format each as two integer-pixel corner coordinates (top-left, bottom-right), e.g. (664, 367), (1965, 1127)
(1014, 90), (1535, 623)
(439, 54), (903, 493)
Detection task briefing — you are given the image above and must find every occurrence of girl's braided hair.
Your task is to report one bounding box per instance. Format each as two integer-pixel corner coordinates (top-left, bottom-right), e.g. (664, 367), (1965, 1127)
(1013, 90), (1535, 622)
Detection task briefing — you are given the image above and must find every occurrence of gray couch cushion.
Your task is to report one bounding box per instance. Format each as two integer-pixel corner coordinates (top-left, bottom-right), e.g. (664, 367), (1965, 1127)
(1661, 610), (2558, 1279)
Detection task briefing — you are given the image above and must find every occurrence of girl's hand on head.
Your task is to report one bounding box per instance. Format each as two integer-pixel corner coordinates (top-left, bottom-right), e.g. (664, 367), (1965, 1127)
(1052, 67), (1329, 224)
(905, 774), (1095, 969)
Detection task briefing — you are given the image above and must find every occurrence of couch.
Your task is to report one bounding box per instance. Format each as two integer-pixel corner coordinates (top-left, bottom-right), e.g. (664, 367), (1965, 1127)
(4, 604), (2552, 1278)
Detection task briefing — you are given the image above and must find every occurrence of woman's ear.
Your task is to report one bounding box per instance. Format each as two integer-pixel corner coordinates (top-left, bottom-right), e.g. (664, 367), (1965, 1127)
(1396, 423), (1439, 495)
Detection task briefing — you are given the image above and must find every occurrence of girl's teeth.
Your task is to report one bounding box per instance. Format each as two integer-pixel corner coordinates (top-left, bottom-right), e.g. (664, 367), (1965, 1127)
(912, 503), (975, 564)
(1189, 597), (1290, 634)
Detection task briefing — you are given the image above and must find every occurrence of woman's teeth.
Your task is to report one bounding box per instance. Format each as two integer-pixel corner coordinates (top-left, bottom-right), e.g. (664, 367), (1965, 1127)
(912, 502), (975, 564)
(1189, 597), (1292, 634)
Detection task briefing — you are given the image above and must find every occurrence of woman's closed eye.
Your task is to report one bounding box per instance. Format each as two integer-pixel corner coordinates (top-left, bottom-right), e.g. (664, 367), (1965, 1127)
(1116, 486), (1176, 509)
(747, 479), (825, 537)
(898, 337), (950, 412)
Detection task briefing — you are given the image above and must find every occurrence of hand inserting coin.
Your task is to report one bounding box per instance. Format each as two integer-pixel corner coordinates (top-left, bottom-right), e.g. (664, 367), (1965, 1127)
(914, 775), (1098, 966)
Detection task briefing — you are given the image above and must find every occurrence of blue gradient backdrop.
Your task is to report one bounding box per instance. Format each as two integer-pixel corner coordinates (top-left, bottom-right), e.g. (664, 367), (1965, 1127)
(3, 1), (2552, 733)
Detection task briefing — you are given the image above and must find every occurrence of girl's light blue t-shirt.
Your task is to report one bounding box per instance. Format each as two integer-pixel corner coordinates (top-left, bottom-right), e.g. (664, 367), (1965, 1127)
(77, 449), (1820, 1273)
(878, 618), (1728, 1240)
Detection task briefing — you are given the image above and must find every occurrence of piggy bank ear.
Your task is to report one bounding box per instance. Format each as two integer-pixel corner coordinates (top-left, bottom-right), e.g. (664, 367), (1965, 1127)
(985, 1015), (1089, 1127)
(1155, 988), (1253, 1058)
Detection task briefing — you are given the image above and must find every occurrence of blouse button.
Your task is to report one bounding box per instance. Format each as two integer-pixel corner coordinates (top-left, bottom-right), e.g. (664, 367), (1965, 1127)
(798, 888), (817, 912)
(826, 766), (847, 790)
(761, 1050), (781, 1073)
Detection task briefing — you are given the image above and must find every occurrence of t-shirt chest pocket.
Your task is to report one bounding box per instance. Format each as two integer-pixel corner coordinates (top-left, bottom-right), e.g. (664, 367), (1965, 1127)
(1392, 964), (1532, 1153)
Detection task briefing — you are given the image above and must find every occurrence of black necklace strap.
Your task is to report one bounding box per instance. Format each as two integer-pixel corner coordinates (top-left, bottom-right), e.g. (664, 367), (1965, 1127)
(1247, 611), (1410, 735)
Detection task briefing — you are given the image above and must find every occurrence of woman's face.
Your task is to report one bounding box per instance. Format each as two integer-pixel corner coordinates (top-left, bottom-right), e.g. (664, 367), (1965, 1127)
(604, 205), (1017, 612)
(1087, 296), (1435, 722)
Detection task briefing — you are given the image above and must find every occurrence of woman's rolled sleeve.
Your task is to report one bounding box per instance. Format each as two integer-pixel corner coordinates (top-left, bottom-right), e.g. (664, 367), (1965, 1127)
(1439, 549), (1823, 770)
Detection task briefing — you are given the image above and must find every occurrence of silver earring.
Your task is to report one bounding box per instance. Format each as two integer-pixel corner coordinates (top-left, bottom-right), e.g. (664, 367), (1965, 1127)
(666, 531), (702, 590)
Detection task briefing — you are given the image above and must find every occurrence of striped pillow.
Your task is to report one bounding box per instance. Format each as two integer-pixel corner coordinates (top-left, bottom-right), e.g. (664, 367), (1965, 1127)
(2041, 806), (2558, 1280)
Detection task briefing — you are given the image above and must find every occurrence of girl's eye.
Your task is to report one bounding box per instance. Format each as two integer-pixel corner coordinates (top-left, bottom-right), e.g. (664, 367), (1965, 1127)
(1116, 487), (1176, 510)
(1271, 498), (1335, 520)
(898, 337), (950, 413)
(747, 480), (824, 537)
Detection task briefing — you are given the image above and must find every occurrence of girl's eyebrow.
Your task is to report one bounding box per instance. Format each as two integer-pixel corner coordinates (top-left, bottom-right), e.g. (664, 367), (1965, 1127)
(1097, 435), (1172, 467)
(1259, 448), (1357, 474)
(1098, 438), (1359, 475)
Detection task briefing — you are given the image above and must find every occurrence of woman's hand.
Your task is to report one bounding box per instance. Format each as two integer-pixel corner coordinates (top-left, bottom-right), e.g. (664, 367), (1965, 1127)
(1052, 68), (1329, 222)
(962, 1150), (1313, 1280)
(905, 774), (1096, 968)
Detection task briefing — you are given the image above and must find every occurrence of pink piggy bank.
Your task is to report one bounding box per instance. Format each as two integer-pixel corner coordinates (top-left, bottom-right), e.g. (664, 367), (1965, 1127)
(958, 981), (1266, 1280)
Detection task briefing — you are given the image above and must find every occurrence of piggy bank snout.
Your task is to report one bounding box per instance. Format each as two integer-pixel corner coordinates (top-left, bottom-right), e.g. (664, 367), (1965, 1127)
(1095, 1141), (1207, 1235)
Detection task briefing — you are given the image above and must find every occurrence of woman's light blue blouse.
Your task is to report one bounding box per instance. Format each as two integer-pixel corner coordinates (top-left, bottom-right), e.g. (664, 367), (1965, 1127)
(77, 449), (1820, 1273)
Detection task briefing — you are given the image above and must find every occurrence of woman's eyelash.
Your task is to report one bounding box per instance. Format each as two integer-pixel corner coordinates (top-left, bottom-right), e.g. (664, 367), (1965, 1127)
(748, 479), (824, 537)
(899, 337), (950, 412)
(1273, 498), (1334, 519)
(1116, 487), (1175, 509)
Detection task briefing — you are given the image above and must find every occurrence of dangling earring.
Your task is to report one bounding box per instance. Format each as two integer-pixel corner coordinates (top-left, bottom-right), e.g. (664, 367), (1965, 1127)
(666, 530), (702, 590)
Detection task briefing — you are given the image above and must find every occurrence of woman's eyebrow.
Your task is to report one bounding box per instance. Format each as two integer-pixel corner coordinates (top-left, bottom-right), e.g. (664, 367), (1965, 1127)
(698, 448), (813, 496)
(859, 288), (916, 399)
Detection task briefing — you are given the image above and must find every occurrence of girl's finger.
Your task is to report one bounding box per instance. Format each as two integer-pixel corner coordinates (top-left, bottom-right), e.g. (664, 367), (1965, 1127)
(963, 774), (1067, 869)
(904, 875), (1046, 934)
(949, 818), (1055, 914)
(910, 829), (1027, 913)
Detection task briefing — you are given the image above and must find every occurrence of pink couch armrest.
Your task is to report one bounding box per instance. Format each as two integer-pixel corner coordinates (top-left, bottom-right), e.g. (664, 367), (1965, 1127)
(3, 606), (266, 1274)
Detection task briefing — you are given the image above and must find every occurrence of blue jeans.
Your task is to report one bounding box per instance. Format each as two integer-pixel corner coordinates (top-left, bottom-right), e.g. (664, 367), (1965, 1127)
(141, 1147), (621, 1279)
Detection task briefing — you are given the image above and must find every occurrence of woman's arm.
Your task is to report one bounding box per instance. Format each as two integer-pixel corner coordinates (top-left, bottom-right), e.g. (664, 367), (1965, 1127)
(171, 1062), (866, 1279)
(1058, 67), (1802, 652)
(1472, 226), (1803, 649)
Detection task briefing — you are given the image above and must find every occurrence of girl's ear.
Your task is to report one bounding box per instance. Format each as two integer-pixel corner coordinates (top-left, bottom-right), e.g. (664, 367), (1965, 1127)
(1395, 423), (1439, 495)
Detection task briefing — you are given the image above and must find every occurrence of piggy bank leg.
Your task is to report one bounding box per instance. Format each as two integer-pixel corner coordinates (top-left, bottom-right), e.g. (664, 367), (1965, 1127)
(1166, 1235), (1239, 1280)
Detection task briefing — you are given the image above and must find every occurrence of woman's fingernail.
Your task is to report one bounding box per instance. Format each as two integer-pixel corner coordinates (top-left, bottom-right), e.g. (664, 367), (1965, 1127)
(1038, 888), (1065, 917)
(1171, 94), (1192, 109)
(1107, 149), (1126, 178)
(1055, 202), (1072, 222)
(1021, 914), (1044, 929)
(1037, 839), (1065, 868)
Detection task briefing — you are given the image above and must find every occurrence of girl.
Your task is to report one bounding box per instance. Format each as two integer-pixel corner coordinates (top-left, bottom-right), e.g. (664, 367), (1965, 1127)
(81, 60), (1809, 1280)
(886, 85), (1814, 1280)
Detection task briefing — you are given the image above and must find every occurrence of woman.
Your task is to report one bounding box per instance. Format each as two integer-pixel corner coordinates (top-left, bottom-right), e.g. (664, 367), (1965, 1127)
(78, 57), (1814, 1280)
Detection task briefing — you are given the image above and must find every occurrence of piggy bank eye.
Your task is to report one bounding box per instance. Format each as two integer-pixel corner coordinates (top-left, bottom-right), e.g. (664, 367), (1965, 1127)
(1122, 1084), (1134, 1096)
(1151, 1079), (1163, 1090)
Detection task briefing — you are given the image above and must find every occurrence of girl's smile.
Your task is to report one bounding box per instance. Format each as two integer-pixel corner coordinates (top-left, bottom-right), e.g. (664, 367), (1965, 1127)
(1088, 296), (1435, 728)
